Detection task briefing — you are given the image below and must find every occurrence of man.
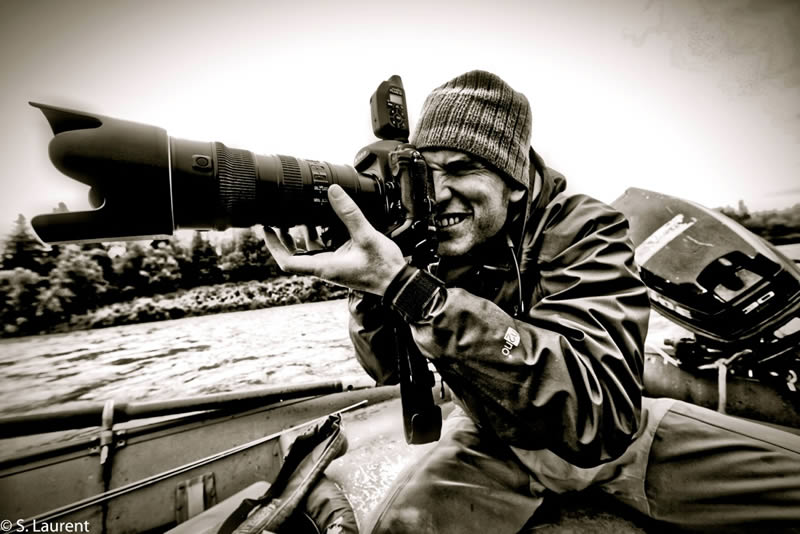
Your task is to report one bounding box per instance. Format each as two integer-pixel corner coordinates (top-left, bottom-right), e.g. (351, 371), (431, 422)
(264, 70), (800, 533)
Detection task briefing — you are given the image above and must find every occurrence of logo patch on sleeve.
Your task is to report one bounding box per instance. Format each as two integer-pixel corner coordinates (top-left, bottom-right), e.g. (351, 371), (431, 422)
(502, 327), (520, 357)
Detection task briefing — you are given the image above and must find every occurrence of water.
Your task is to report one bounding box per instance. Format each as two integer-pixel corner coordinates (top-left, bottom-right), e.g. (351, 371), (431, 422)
(0, 299), (360, 417)
(0, 296), (682, 420)
(780, 243), (800, 260)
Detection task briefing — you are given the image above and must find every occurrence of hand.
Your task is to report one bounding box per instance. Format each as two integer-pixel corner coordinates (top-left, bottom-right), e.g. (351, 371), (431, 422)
(263, 184), (406, 296)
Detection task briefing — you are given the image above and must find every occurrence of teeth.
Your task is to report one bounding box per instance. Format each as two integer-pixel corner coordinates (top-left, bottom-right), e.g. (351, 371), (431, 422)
(436, 214), (468, 228)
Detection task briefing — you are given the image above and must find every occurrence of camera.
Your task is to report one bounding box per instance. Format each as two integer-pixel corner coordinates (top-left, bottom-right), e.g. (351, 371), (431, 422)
(31, 75), (442, 444)
(30, 75), (434, 257)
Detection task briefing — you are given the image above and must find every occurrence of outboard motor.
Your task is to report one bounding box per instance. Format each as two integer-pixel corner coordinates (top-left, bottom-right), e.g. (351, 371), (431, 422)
(612, 188), (800, 395)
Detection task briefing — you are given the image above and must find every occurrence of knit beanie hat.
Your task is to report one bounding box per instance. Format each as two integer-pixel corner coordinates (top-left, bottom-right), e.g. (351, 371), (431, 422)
(410, 70), (532, 191)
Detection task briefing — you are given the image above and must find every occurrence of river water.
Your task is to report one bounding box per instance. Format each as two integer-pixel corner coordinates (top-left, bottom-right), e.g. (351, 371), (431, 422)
(0, 295), (686, 420)
(0, 299), (360, 417)
(1, 244), (798, 418)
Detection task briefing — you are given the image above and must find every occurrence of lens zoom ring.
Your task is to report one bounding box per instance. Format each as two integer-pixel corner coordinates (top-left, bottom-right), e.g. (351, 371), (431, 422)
(215, 142), (257, 219)
(279, 155), (303, 192)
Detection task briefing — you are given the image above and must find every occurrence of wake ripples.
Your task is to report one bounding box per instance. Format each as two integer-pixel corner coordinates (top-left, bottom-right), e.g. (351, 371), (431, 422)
(0, 299), (358, 417)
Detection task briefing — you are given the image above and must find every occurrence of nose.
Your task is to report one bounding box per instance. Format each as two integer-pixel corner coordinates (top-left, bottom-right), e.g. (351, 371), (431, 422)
(431, 172), (452, 204)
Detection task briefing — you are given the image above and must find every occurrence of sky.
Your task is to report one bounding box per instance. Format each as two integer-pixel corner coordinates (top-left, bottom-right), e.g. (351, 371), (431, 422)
(1, 0), (798, 241)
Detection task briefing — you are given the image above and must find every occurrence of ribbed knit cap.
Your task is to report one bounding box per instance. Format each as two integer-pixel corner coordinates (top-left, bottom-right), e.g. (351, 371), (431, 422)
(411, 70), (531, 190)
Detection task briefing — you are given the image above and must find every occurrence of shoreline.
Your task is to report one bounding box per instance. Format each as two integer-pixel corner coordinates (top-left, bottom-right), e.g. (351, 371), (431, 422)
(2, 275), (349, 339)
(5, 244), (797, 340)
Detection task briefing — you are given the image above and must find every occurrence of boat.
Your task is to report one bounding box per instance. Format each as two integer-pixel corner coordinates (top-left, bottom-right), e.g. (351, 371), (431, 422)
(0, 378), (409, 532)
(2, 188), (799, 532)
(0, 378), (665, 534)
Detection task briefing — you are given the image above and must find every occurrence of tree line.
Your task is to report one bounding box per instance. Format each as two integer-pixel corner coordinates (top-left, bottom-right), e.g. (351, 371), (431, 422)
(3, 200), (798, 337)
(717, 200), (800, 245)
(1, 213), (281, 336)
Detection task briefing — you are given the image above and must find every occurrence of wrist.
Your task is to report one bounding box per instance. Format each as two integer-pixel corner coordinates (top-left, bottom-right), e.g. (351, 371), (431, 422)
(382, 265), (446, 323)
(375, 261), (407, 296)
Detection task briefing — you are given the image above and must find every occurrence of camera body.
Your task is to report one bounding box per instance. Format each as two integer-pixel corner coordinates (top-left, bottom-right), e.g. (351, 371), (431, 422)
(29, 76), (435, 259)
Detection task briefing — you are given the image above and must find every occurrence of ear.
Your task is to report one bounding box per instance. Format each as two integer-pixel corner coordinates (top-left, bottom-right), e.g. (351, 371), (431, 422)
(509, 187), (525, 203)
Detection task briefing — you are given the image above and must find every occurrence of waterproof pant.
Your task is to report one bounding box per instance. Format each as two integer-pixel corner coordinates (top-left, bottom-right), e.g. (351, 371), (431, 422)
(364, 397), (800, 533)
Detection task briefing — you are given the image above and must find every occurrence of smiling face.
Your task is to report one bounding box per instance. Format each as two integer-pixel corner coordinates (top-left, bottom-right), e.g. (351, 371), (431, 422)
(424, 149), (526, 257)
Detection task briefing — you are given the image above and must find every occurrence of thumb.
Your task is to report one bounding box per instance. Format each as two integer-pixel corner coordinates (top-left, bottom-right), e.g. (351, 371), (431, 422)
(328, 184), (372, 240)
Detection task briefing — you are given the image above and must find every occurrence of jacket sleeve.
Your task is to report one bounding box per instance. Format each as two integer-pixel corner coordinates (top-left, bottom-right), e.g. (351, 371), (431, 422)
(347, 291), (399, 386)
(384, 196), (649, 467)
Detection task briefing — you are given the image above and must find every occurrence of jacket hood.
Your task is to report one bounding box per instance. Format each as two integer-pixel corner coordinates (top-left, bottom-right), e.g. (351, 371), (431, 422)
(512, 147), (567, 253)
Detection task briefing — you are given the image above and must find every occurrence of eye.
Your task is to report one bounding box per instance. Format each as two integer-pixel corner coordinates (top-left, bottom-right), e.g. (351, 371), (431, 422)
(447, 160), (485, 175)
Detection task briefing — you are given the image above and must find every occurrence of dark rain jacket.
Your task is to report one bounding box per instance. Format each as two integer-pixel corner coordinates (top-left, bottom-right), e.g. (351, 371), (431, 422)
(348, 149), (650, 468)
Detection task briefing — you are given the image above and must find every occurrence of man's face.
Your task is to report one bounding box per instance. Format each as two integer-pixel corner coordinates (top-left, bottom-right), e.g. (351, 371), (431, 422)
(424, 150), (525, 257)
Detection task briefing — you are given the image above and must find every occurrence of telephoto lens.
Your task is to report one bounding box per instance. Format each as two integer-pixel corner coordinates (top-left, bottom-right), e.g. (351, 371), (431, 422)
(30, 103), (390, 244)
(169, 139), (388, 231)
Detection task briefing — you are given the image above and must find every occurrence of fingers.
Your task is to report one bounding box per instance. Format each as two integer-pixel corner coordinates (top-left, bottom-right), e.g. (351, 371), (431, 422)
(328, 184), (373, 241)
(263, 227), (293, 265)
(263, 227), (327, 276)
(276, 228), (297, 252)
(263, 224), (323, 270)
(291, 225), (323, 252)
(305, 224), (320, 243)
